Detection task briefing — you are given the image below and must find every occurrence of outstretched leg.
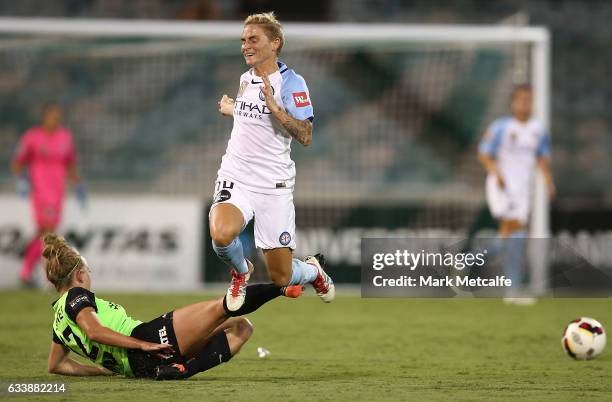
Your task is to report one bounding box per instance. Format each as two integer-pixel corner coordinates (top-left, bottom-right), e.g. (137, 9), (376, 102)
(264, 248), (335, 303)
(173, 283), (296, 358)
(158, 284), (298, 380)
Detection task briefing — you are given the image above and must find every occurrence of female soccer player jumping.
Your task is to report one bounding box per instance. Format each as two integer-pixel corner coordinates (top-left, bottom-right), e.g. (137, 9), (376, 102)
(211, 12), (335, 311)
(11, 103), (86, 286)
(44, 233), (301, 380)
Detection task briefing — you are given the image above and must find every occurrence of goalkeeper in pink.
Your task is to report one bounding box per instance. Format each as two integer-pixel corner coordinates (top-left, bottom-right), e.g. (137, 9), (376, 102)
(11, 104), (86, 286)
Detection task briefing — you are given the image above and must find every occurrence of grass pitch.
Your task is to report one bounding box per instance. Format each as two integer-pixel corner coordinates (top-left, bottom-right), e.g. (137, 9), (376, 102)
(1, 290), (610, 401)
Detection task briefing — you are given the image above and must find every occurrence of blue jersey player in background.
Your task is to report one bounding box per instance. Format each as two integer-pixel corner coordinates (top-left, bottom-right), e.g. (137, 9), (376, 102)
(478, 84), (555, 304)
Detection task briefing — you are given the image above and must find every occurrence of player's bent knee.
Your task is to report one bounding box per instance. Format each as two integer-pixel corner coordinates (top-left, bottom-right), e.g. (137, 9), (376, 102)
(210, 226), (239, 247)
(235, 317), (254, 340)
(225, 318), (253, 355)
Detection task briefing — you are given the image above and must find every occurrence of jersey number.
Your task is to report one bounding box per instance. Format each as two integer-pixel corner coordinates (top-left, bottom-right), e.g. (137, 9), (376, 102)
(215, 180), (234, 191)
(62, 326), (120, 372)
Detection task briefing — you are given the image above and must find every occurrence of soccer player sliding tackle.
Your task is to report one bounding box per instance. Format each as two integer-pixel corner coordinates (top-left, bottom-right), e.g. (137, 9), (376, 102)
(44, 233), (303, 380)
(211, 12), (335, 311)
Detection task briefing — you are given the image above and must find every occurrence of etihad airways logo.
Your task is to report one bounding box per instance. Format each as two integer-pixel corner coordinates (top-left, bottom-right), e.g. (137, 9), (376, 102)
(233, 100), (272, 120)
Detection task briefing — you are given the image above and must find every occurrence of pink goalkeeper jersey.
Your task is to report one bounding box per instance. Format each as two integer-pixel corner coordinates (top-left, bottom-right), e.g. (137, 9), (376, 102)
(14, 126), (76, 204)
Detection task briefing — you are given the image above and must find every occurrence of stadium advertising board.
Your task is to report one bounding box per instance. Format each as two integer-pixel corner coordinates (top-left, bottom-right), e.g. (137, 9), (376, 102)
(0, 196), (201, 290)
(201, 204), (612, 295)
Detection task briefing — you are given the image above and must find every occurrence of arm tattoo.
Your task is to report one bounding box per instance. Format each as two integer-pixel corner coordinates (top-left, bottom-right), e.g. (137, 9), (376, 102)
(271, 108), (312, 146)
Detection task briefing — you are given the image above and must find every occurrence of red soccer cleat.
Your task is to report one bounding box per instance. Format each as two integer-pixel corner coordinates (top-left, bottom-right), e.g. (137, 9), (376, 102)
(305, 253), (335, 303)
(225, 259), (254, 312)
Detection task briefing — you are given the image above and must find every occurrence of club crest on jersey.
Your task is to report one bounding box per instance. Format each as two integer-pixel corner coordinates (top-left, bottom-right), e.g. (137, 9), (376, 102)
(259, 85), (275, 101)
(237, 80), (248, 98)
(292, 92), (310, 107)
(279, 231), (291, 246)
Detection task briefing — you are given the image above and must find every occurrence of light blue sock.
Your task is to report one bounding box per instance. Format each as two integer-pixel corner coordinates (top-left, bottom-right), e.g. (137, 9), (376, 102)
(212, 237), (249, 274)
(487, 236), (504, 258)
(503, 230), (527, 294)
(288, 258), (318, 286)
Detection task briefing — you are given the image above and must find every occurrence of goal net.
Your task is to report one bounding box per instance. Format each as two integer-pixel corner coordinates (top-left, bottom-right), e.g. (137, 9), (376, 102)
(0, 19), (550, 235)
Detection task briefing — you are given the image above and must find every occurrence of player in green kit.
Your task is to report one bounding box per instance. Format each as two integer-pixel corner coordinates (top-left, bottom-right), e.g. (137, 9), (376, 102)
(44, 233), (301, 380)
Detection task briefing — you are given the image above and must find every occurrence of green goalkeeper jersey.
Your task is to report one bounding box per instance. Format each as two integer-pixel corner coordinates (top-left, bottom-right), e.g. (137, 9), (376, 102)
(51, 287), (142, 376)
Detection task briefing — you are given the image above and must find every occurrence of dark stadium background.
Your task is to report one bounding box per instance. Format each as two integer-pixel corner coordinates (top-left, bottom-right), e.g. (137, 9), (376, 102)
(0, 0), (610, 287)
(0, 2), (610, 401)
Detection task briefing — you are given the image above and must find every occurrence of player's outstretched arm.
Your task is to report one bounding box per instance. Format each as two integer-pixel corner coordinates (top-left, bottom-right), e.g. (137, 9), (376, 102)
(76, 307), (174, 358)
(260, 73), (312, 146)
(47, 342), (113, 376)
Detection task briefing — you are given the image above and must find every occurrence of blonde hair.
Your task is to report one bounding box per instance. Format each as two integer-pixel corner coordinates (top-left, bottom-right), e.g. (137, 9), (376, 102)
(43, 233), (84, 291)
(244, 11), (284, 55)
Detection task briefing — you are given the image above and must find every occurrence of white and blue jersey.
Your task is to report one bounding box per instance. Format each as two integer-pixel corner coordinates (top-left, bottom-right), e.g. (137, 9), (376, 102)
(479, 116), (550, 222)
(479, 116), (550, 193)
(218, 61), (314, 194)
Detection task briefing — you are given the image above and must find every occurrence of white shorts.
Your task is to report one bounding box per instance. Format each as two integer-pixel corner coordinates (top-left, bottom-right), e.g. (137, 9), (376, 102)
(485, 174), (530, 224)
(209, 177), (296, 250)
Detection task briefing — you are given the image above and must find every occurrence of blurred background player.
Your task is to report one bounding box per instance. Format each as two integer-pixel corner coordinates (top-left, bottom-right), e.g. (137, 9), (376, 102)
(210, 12), (334, 311)
(43, 233), (301, 379)
(11, 103), (86, 287)
(478, 84), (555, 303)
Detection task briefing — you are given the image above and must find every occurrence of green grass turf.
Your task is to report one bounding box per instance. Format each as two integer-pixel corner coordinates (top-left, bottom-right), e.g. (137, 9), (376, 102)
(0, 290), (610, 401)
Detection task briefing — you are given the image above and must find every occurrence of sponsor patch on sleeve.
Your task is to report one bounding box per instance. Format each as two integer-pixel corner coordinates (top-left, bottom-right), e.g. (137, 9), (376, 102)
(65, 287), (97, 321)
(292, 92), (310, 107)
(69, 295), (91, 310)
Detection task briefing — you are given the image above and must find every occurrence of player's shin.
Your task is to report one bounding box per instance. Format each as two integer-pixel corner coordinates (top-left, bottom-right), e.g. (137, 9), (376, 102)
(288, 258), (318, 285)
(19, 236), (42, 282)
(503, 230), (527, 296)
(223, 284), (283, 316)
(156, 333), (232, 380)
(212, 237), (249, 274)
(187, 332), (232, 376)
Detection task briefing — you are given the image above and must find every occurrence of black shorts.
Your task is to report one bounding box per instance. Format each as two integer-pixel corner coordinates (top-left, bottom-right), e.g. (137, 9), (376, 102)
(127, 311), (184, 378)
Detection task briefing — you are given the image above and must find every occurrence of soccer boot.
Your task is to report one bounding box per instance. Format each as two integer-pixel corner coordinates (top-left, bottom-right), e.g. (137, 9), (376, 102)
(155, 363), (187, 380)
(225, 258), (254, 312)
(305, 253), (335, 302)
